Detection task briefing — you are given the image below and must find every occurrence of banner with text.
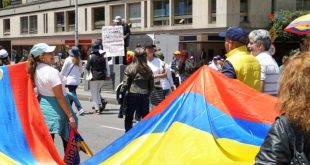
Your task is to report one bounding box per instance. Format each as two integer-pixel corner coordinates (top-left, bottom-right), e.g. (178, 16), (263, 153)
(102, 26), (124, 57)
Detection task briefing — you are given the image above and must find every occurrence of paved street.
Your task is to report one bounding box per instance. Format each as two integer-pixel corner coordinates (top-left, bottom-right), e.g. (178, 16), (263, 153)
(54, 100), (124, 162)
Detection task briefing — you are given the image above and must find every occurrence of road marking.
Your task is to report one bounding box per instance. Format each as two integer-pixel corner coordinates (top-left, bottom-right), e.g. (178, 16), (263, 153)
(100, 125), (125, 131)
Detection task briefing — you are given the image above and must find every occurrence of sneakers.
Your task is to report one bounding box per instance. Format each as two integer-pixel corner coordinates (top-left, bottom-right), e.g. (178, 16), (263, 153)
(78, 109), (85, 116)
(98, 100), (108, 114)
(101, 99), (108, 111)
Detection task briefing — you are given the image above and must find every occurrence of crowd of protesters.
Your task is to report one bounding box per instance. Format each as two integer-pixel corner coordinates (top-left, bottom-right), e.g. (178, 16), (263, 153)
(1, 14), (310, 160)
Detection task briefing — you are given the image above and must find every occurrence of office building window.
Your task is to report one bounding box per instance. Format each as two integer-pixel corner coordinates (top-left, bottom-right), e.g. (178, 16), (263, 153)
(112, 5), (124, 24)
(93, 7), (105, 30)
(210, 0), (216, 23)
(55, 12), (65, 32)
(67, 10), (75, 32)
(129, 3), (141, 28)
(296, 0), (310, 10)
(43, 13), (48, 33)
(20, 16), (28, 34)
(11, 0), (22, 5)
(29, 15), (37, 34)
(174, 0), (192, 24)
(3, 19), (10, 35)
(153, 0), (170, 26)
(85, 8), (88, 31)
(240, 0), (248, 23)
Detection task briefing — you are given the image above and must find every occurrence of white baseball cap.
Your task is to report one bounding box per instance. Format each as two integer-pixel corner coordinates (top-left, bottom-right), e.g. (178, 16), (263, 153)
(113, 16), (122, 23)
(0, 49), (8, 58)
(30, 43), (56, 57)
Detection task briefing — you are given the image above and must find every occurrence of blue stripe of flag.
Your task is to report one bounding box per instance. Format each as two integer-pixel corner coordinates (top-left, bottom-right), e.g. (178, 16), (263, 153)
(0, 66), (37, 165)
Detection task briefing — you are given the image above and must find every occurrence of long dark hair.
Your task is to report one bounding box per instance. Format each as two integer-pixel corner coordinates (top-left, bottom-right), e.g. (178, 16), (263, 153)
(27, 55), (41, 81)
(132, 48), (151, 73)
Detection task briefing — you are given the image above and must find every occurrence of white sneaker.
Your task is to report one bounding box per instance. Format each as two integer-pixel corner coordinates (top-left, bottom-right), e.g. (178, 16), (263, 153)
(78, 109), (85, 116)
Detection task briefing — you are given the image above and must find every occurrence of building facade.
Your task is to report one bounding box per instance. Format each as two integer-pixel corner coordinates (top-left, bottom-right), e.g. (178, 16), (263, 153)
(0, 0), (308, 62)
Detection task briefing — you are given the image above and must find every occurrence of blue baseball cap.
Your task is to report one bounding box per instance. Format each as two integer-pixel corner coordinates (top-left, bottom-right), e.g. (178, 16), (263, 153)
(219, 26), (247, 43)
(68, 46), (80, 56)
(30, 43), (56, 57)
(91, 40), (103, 52)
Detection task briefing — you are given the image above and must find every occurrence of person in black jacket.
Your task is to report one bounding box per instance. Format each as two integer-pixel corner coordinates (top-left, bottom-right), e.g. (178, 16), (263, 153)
(255, 52), (310, 164)
(86, 42), (109, 114)
(120, 47), (154, 132)
(113, 16), (131, 64)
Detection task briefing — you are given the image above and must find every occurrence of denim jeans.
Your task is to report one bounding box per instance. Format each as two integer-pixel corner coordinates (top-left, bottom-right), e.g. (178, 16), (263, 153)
(66, 85), (83, 111)
(67, 91), (83, 111)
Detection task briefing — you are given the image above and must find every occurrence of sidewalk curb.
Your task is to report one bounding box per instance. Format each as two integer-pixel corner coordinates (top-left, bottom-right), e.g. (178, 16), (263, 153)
(77, 93), (119, 105)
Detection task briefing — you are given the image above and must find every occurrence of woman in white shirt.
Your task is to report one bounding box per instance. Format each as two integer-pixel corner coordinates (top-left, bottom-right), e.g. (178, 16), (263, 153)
(27, 43), (77, 152)
(146, 44), (168, 106)
(61, 46), (85, 115)
(155, 51), (174, 96)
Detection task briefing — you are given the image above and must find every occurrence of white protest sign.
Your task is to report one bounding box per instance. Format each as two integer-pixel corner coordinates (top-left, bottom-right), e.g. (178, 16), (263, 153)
(102, 26), (124, 57)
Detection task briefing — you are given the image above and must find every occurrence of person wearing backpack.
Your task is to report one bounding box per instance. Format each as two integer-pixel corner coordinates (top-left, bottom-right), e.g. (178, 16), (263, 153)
(86, 42), (109, 114)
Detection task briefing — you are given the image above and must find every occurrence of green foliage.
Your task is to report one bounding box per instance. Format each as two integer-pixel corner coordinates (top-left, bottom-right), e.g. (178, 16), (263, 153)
(268, 10), (310, 42)
(2, 0), (10, 8)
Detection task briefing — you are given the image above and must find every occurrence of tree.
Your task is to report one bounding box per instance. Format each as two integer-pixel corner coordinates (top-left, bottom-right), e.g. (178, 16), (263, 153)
(2, 0), (10, 8)
(268, 10), (309, 42)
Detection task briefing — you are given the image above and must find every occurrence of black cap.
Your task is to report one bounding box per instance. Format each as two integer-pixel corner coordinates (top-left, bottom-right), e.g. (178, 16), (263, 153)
(144, 42), (155, 48)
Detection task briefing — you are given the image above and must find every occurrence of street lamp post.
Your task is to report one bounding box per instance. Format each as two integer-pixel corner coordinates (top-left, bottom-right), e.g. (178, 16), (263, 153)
(75, 0), (78, 47)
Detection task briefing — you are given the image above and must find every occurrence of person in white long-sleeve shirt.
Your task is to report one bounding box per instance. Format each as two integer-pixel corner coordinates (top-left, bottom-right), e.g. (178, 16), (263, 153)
(208, 55), (222, 71)
(155, 51), (174, 96)
(99, 50), (110, 78)
(60, 46), (85, 115)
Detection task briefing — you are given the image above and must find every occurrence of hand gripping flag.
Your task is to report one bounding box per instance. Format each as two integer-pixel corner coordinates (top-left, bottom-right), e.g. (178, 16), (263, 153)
(64, 128), (93, 165)
(0, 62), (64, 164)
(82, 66), (279, 165)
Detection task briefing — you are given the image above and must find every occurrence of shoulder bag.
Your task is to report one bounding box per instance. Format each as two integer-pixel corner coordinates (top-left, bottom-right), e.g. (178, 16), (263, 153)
(66, 65), (75, 77)
(279, 115), (310, 165)
(86, 55), (93, 81)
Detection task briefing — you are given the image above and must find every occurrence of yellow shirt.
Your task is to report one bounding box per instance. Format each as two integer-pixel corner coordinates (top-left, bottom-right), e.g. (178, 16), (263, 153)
(225, 46), (261, 90)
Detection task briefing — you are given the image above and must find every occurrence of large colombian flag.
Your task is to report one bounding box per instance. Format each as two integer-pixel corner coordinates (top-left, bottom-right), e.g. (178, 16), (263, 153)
(0, 62), (64, 164)
(83, 66), (279, 165)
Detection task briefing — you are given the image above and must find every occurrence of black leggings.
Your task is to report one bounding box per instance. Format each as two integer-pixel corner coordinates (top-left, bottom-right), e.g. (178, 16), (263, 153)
(51, 134), (68, 152)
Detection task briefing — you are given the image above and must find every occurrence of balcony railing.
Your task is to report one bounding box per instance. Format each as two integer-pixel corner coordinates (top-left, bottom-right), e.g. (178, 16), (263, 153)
(68, 24), (75, 32)
(55, 24), (65, 32)
(10, 0), (22, 5)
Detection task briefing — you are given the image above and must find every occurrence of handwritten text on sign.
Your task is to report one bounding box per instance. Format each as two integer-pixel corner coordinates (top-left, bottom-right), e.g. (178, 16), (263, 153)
(102, 26), (124, 57)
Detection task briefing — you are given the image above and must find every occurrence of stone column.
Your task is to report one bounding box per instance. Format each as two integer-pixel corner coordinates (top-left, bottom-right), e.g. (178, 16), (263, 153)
(141, 1), (147, 28)
(192, 0), (209, 27)
(169, 0), (174, 26)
